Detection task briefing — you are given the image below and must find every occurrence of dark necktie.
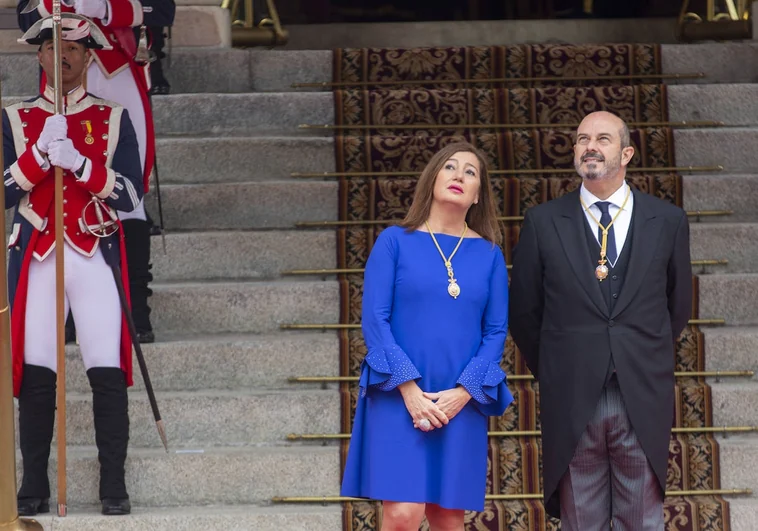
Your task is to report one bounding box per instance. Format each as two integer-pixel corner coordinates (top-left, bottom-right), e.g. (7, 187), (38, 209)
(595, 201), (618, 265)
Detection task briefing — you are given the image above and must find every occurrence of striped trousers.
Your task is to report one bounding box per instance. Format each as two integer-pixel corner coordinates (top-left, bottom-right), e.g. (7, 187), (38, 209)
(559, 376), (664, 531)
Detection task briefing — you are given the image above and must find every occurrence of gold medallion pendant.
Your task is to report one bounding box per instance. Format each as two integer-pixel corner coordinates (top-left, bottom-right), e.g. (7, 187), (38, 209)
(84, 135), (95, 145)
(448, 281), (461, 298)
(426, 221), (468, 299)
(595, 263), (609, 281)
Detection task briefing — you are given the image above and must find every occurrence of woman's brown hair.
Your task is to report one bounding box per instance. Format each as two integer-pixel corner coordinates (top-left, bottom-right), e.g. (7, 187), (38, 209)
(400, 141), (502, 244)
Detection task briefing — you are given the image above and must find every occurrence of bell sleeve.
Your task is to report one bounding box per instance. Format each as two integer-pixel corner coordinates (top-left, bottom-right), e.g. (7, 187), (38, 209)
(359, 228), (421, 397)
(456, 247), (514, 416)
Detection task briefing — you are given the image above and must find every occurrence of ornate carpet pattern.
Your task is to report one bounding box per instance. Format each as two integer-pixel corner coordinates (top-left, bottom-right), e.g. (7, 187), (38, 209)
(331, 44), (730, 530)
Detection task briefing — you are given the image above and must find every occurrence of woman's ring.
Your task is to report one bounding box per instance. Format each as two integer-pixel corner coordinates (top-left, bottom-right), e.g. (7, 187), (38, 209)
(419, 418), (431, 430)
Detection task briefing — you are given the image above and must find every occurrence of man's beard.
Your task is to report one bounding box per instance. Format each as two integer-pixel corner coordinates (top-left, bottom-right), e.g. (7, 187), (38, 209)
(575, 151), (621, 180)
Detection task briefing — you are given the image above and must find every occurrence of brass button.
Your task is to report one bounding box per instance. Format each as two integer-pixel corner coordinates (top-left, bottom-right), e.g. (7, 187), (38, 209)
(99, 106), (105, 111)
(103, 151), (108, 156)
(14, 246), (20, 251)
(63, 225), (68, 230)
(27, 203), (33, 208)
(23, 138), (28, 143)
(45, 230), (49, 235)
(63, 199), (68, 204)
(63, 186), (67, 191)
(104, 120), (110, 125)
(102, 134), (109, 140)
(22, 122), (28, 127)
(23, 109), (30, 113)
(63, 213), (67, 217)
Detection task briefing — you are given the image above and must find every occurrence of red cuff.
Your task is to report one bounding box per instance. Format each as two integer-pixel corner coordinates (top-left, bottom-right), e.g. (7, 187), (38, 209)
(104, 0), (143, 27)
(78, 161), (115, 198)
(12, 149), (50, 190)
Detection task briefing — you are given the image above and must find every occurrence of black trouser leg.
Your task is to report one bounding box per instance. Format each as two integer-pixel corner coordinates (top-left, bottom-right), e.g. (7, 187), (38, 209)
(17, 364), (56, 507)
(121, 219), (154, 342)
(88, 367), (130, 502)
(149, 26), (170, 94)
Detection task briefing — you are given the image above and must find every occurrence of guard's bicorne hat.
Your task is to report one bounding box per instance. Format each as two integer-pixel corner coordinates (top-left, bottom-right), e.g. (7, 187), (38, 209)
(18, 15), (112, 50)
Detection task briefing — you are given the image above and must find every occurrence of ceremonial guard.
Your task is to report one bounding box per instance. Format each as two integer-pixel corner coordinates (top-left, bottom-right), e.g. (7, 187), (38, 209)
(18, 0), (176, 343)
(3, 17), (143, 516)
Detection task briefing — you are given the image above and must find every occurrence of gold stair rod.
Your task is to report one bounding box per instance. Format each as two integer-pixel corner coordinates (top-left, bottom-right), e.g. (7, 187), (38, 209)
(282, 259), (726, 276)
(691, 259), (729, 266)
(287, 426), (757, 441)
(281, 319), (722, 331)
(290, 72), (706, 89)
(291, 165), (724, 179)
(298, 120), (724, 131)
(272, 489), (751, 503)
(288, 370), (754, 384)
(295, 210), (732, 228)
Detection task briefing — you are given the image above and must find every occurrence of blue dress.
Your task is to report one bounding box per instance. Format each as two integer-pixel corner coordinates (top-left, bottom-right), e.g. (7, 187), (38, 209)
(340, 225), (514, 511)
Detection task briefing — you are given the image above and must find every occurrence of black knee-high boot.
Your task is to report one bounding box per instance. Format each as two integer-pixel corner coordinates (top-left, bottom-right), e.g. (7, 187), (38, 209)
(121, 219), (154, 343)
(87, 367), (131, 515)
(17, 364), (56, 516)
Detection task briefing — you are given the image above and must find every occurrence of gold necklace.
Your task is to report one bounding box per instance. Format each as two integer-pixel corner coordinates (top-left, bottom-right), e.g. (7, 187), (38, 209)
(425, 221), (468, 299)
(579, 187), (631, 282)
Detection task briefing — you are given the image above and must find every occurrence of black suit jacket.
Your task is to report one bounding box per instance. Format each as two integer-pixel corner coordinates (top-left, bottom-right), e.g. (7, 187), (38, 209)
(509, 187), (692, 517)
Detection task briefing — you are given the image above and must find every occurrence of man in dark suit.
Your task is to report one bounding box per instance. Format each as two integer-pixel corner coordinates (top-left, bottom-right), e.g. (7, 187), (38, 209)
(509, 111), (692, 530)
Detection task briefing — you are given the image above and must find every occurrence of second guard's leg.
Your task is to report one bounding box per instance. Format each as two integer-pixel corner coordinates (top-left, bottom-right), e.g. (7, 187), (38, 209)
(67, 247), (131, 515)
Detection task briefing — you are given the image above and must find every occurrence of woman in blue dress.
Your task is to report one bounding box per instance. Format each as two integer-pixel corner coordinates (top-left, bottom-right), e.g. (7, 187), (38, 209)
(341, 142), (514, 530)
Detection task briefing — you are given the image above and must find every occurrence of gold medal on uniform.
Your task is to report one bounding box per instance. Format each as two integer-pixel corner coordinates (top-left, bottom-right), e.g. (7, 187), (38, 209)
(82, 120), (94, 145)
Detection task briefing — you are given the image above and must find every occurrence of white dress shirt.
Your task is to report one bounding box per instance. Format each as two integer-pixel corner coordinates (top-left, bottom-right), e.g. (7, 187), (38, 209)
(579, 181), (634, 267)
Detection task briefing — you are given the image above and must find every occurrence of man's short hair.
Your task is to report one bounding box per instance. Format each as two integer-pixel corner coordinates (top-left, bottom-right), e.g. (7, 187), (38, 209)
(619, 122), (631, 149)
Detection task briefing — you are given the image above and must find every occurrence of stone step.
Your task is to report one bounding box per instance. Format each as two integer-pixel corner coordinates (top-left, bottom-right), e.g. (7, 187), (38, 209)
(668, 84), (758, 126)
(64, 332), (340, 393)
(147, 182), (337, 231)
(151, 230), (336, 282)
(683, 174), (758, 223)
(151, 93), (333, 136)
(703, 327), (758, 375)
(675, 128), (758, 174)
(15, 446), (340, 506)
(37, 389), (340, 448)
(727, 498), (758, 531)
(151, 280), (339, 337)
(155, 137), (334, 184)
(698, 274), (758, 326)
(32, 505), (342, 531)
(5, 41), (758, 97)
(719, 436), (758, 491)
(711, 382), (758, 428)
(690, 223), (758, 274)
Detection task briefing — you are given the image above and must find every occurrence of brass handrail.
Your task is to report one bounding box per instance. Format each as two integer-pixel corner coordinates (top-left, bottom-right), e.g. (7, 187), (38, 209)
(287, 426), (758, 441)
(291, 166), (724, 178)
(288, 371), (754, 384)
(291, 73), (707, 90)
(281, 319), (723, 331)
(295, 210), (732, 228)
(272, 489), (751, 503)
(298, 120), (724, 131)
(282, 259), (726, 276)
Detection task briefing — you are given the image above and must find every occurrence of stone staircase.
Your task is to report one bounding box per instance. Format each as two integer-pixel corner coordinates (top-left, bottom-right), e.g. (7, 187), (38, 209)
(1, 40), (758, 530)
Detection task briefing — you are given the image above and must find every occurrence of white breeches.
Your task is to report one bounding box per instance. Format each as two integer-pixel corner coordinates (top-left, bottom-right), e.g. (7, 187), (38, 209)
(86, 64), (147, 222)
(24, 245), (122, 373)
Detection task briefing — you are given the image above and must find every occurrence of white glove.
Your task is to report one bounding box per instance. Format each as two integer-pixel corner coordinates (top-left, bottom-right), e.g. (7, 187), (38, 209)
(48, 139), (86, 172)
(36, 114), (67, 154)
(73, 0), (107, 20)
